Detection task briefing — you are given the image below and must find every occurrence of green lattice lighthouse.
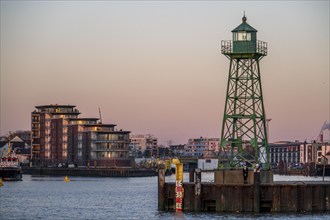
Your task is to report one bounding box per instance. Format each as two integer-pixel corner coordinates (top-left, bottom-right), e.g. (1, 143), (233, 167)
(220, 15), (269, 169)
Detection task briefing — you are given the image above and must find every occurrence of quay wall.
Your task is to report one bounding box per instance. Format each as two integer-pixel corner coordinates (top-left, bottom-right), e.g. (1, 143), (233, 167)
(158, 170), (330, 213)
(22, 167), (157, 177)
(162, 182), (330, 212)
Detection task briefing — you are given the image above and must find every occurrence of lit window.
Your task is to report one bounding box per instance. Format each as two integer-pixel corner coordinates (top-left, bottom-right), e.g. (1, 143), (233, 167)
(236, 31), (251, 41)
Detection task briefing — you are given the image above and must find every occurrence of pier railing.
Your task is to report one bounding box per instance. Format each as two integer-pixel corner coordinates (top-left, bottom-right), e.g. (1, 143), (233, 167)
(221, 40), (267, 56)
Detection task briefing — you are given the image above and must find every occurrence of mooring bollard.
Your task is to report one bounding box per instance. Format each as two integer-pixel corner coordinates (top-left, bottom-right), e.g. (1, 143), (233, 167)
(194, 168), (202, 211)
(158, 168), (165, 210)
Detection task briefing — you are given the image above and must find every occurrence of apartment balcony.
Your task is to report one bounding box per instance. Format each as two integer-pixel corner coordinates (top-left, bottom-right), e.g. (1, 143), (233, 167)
(92, 149), (129, 152)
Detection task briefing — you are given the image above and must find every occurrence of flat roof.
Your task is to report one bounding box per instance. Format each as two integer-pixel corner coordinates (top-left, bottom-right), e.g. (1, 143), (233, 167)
(84, 124), (117, 127)
(50, 112), (81, 115)
(269, 142), (302, 147)
(96, 131), (131, 134)
(35, 104), (76, 109)
(68, 118), (99, 121)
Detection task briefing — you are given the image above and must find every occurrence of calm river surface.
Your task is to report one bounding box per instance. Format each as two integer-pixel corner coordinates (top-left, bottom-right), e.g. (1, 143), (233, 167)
(0, 174), (329, 220)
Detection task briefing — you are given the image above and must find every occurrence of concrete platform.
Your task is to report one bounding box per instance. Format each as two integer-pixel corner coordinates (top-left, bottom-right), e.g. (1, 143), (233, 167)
(214, 169), (274, 184)
(158, 169), (330, 212)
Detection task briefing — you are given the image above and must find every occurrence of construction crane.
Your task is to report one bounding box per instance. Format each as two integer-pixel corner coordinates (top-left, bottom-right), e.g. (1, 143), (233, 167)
(98, 107), (102, 124)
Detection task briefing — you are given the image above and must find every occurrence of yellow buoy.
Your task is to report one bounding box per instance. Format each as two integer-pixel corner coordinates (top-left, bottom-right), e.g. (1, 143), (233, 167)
(0, 178), (3, 187)
(64, 176), (70, 182)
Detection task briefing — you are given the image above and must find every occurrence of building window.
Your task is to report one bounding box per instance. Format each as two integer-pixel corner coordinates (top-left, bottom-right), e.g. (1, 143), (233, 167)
(234, 31), (251, 41)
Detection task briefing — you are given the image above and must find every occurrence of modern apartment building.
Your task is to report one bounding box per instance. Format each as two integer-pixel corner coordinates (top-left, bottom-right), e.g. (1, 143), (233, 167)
(31, 104), (131, 167)
(67, 118), (99, 165)
(31, 105), (80, 166)
(68, 122), (131, 167)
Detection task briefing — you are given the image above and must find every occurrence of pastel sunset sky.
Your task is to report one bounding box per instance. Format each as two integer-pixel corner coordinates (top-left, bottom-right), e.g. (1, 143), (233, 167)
(1, 1), (329, 145)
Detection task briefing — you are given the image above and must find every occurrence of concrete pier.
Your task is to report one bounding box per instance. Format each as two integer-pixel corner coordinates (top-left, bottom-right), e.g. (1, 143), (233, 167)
(214, 169), (273, 184)
(158, 169), (330, 212)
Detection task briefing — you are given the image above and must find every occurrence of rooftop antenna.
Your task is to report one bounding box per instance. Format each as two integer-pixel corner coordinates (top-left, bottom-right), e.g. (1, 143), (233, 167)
(242, 11), (247, 22)
(98, 107), (102, 124)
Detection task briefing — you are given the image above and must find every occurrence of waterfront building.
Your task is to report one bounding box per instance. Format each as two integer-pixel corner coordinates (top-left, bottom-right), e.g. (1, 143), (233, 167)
(31, 104), (131, 167)
(31, 105), (80, 166)
(269, 141), (301, 167)
(300, 141), (330, 164)
(68, 123), (131, 167)
(269, 141), (330, 168)
(67, 118), (99, 164)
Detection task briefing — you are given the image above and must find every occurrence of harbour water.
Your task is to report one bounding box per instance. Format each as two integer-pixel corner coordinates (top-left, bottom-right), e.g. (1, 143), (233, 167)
(0, 174), (329, 220)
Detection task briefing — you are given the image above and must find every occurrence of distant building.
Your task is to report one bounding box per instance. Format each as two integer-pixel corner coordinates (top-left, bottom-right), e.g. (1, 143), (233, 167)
(170, 144), (185, 156)
(0, 136), (30, 163)
(269, 141), (301, 166)
(269, 141), (330, 167)
(31, 104), (131, 167)
(205, 138), (220, 157)
(326, 151), (330, 164)
(68, 122), (131, 167)
(0, 136), (28, 155)
(300, 141), (330, 164)
(129, 134), (157, 157)
(184, 137), (220, 158)
(185, 137), (207, 157)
